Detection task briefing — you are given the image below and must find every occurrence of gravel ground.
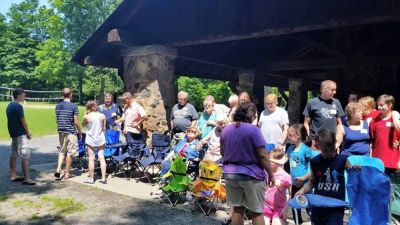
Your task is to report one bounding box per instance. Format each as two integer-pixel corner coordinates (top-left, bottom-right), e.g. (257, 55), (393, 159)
(0, 137), (220, 225)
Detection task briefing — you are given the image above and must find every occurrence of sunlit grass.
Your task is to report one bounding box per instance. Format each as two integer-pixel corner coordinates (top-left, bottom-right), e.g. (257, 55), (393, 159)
(0, 102), (85, 140)
(41, 195), (85, 215)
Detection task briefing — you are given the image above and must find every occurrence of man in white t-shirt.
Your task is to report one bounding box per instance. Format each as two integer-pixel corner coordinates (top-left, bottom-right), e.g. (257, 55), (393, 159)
(118, 92), (147, 146)
(258, 94), (289, 151)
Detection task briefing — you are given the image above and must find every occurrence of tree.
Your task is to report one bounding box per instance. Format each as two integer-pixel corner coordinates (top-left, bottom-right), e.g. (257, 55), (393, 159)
(50, 0), (123, 104)
(177, 76), (233, 110)
(0, 0), (46, 89)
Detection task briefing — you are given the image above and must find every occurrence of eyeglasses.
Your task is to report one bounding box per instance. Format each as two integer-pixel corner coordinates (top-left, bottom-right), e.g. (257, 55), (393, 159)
(265, 102), (276, 106)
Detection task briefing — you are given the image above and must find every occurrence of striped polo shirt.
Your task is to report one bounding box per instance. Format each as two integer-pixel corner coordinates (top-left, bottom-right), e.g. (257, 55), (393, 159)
(55, 100), (79, 134)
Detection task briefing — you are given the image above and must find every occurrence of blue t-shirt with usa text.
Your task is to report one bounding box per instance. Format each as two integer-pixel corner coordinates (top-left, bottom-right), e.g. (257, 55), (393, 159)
(55, 101), (79, 134)
(6, 101), (26, 138)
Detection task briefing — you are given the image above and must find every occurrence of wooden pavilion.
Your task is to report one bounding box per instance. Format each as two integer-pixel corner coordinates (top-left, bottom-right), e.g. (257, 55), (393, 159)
(72, 0), (400, 132)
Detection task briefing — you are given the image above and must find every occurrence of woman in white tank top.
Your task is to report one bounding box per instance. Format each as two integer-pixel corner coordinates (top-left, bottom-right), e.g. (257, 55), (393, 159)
(82, 100), (106, 184)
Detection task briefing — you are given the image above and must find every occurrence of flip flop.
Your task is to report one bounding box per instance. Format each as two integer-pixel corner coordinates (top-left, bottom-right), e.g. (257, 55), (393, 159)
(84, 179), (94, 184)
(11, 177), (25, 182)
(99, 180), (107, 184)
(22, 180), (36, 185)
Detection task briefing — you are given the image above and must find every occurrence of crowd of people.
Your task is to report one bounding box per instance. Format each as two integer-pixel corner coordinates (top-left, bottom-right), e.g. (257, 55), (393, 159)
(5, 79), (399, 225)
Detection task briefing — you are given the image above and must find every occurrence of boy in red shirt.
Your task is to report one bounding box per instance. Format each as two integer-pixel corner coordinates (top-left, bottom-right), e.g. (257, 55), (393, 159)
(370, 94), (400, 173)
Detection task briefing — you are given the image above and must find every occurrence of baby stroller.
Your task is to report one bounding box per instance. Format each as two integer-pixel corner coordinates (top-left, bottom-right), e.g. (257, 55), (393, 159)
(71, 133), (87, 172)
(161, 155), (191, 206)
(190, 159), (226, 216)
(103, 129), (124, 173)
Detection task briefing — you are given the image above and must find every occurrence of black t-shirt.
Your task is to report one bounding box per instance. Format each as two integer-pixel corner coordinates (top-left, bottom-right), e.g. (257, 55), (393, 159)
(303, 97), (344, 136)
(311, 154), (348, 200)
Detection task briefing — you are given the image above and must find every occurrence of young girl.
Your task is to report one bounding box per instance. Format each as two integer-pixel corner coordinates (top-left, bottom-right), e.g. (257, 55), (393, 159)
(286, 123), (313, 225)
(264, 149), (291, 225)
(82, 100), (107, 184)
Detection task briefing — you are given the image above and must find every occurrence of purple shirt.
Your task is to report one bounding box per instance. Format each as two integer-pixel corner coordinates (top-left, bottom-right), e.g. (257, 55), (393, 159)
(221, 123), (267, 180)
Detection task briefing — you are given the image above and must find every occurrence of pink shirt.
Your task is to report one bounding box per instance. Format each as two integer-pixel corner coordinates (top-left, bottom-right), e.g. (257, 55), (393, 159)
(124, 102), (147, 134)
(264, 169), (292, 212)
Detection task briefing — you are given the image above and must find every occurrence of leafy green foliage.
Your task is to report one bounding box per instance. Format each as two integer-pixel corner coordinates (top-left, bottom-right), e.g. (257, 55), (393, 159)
(178, 76), (233, 110)
(0, 0), (124, 103)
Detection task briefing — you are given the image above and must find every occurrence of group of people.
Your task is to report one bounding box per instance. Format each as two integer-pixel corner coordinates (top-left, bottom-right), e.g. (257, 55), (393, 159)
(5, 79), (399, 225)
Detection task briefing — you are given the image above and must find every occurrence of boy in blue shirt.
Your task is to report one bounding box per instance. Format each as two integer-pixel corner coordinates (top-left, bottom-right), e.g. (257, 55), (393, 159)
(296, 128), (348, 225)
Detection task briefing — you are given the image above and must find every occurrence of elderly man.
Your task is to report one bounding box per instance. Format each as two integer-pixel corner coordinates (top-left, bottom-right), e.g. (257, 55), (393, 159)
(170, 91), (198, 146)
(303, 80), (344, 149)
(98, 93), (122, 130)
(258, 94), (289, 151)
(118, 92), (147, 146)
(55, 88), (82, 180)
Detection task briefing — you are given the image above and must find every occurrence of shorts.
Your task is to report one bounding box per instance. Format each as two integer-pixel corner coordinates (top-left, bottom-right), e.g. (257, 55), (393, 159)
(225, 178), (266, 213)
(264, 206), (284, 219)
(11, 135), (30, 160)
(59, 132), (78, 157)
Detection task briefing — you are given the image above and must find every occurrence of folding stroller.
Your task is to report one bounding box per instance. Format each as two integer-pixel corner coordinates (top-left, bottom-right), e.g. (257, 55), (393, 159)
(71, 133), (88, 171)
(161, 155), (191, 206)
(103, 129), (124, 173)
(190, 159), (226, 215)
(138, 133), (171, 183)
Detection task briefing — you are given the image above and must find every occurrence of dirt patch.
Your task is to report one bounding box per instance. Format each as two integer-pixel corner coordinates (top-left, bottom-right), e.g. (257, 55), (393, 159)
(0, 171), (220, 225)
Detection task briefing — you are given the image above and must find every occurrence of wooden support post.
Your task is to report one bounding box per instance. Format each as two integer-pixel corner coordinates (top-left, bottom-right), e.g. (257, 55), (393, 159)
(288, 79), (303, 123)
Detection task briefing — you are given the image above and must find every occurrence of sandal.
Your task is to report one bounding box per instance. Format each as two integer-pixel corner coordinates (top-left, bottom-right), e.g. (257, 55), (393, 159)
(84, 178), (94, 184)
(63, 174), (74, 179)
(11, 177), (25, 182)
(22, 180), (36, 185)
(99, 180), (107, 184)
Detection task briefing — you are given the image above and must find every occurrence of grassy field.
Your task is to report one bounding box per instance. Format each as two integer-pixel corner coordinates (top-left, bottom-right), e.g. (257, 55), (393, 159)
(0, 102), (85, 140)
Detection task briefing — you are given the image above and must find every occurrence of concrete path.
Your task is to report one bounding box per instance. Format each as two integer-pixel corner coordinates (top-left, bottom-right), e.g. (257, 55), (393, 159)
(0, 136), (221, 225)
(0, 135), (314, 225)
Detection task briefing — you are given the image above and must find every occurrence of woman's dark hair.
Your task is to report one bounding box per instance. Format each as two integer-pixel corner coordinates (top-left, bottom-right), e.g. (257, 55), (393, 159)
(289, 123), (312, 147)
(233, 102), (256, 123)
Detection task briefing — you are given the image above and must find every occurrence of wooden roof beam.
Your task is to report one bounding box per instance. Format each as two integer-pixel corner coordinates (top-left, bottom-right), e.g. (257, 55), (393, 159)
(107, 29), (135, 47)
(291, 35), (344, 57)
(263, 56), (400, 71)
(84, 56), (121, 68)
(169, 14), (400, 47)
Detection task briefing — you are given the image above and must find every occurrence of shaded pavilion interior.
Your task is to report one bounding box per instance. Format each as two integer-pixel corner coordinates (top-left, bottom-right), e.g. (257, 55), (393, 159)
(73, 0), (400, 123)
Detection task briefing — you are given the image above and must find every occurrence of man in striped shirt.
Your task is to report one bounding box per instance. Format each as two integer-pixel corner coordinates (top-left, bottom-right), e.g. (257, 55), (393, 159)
(54, 88), (82, 180)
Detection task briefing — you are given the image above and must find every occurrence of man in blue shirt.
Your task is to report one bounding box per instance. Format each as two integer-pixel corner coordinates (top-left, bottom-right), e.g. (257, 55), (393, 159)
(98, 93), (122, 130)
(6, 88), (35, 185)
(54, 88), (81, 180)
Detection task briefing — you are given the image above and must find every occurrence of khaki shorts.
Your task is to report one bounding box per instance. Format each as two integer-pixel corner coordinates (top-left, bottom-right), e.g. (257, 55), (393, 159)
(225, 178), (266, 213)
(11, 135), (30, 160)
(59, 132), (78, 157)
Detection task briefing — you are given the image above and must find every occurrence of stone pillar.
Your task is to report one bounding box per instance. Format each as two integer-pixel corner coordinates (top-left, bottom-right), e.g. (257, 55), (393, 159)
(122, 45), (177, 141)
(238, 70), (255, 96)
(288, 79), (303, 123)
(253, 71), (265, 113)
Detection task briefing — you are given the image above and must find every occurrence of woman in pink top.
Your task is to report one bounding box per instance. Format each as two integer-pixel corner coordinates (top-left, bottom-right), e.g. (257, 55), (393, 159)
(264, 149), (292, 225)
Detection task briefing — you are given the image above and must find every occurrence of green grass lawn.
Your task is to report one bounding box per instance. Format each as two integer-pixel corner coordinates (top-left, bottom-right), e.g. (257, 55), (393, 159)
(0, 102), (85, 140)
